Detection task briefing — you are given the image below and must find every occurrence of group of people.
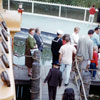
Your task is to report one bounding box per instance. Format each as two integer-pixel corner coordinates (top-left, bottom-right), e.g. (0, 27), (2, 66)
(24, 26), (100, 100)
(44, 26), (100, 100)
(25, 28), (43, 76)
(25, 28), (76, 100)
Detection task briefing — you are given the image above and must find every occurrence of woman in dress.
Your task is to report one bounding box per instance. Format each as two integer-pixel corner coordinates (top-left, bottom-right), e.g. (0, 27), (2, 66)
(25, 28), (37, 77)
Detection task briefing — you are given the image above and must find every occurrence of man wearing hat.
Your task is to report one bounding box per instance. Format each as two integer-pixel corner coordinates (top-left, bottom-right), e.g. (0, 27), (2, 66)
(44, 61), (62, 100)
(51, 30), (63, 64)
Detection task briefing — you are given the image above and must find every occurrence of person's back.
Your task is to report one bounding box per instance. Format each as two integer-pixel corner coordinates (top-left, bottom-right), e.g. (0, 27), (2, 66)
(44, 67), (62, 87)
(89, 6), (96, 15)
(88, 5), (96, 24)
(51, 30), (63, 63)
(59, 36), (76, 86)
(77, 35), (93, 60)
(51, 37), (62, 55)
(59, 43), (76, 64)
(44, 62), (62, 100)
(77, 30), (94, 97)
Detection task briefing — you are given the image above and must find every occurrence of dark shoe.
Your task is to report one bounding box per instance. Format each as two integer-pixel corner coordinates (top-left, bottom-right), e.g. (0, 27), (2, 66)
(64, 84), (68, 87)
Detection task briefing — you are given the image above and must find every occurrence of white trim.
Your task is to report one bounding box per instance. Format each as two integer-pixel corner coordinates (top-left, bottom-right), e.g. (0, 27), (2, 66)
(84, 9), (87, 21)
(32, 2), (34, 13)
(59, 5), (61, 17)
(11, 0), (99, 24)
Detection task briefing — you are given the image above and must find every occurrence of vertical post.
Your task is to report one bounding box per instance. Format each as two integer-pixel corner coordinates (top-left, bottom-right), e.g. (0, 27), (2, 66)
(32, 1), (34, 13)
(8, 0), (10, 10)
(31, 50), (41, 100)
(59, 5), (61, 17)
(84, 9), (87, 21)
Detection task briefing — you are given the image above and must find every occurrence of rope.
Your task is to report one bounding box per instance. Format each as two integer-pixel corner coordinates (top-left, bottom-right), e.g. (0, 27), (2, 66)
(74, 75), (82, 100)
(75, 58), (88, 100)
(13, 53), (40, 62)
(13, 63), (27, 70)
(31, 76), (41, 80)
(30, 89), (39, 94)
(14, 53), (51, 59)
(14, 42), (25, 47)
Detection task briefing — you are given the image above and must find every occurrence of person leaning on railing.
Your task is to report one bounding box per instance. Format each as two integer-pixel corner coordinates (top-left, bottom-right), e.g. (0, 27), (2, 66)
(25, 28), (37, 77)
(88, 5), (96, 24)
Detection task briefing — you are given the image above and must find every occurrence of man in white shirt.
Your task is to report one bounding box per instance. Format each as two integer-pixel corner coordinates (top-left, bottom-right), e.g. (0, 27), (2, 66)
(71, 27), (80, 46)
(59, 35), (76, 86)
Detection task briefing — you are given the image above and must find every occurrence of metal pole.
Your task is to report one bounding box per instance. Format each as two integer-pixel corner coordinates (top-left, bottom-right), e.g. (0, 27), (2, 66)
(75, 59), (88, 100)
(59, 5), (61, 17)
(84, 9), (87, 21)
(32, 1), (34, 13)
(8, 0), (10, 10)
(31, 50), (40, 100)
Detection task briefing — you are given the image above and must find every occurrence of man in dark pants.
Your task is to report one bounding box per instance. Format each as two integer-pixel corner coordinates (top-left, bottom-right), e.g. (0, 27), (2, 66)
(44, 61), (62, 100)
(51, 30), (63, 64)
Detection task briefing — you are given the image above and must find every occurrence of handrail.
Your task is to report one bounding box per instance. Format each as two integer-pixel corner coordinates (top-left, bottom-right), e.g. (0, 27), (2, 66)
(74, 58), (88, 100)
(13, 0), (97, 10)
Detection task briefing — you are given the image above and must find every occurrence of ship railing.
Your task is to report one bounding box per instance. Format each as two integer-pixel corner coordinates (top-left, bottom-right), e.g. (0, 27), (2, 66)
(74, 57), (100, 100)
(74, 58), (88, 100)
(4, 0), (98, 23)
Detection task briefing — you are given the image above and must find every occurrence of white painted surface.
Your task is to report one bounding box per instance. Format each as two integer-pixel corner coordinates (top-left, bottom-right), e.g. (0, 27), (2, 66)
(21, 13), (97, 36)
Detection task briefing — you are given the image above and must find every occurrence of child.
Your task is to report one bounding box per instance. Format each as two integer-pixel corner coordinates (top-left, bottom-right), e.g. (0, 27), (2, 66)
(89, 46), (98, 79)
(44, 61), (62, 100)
